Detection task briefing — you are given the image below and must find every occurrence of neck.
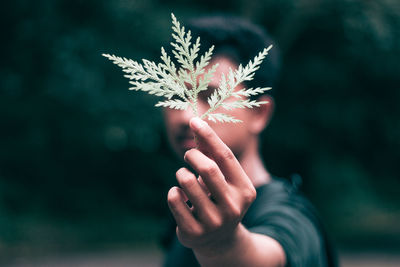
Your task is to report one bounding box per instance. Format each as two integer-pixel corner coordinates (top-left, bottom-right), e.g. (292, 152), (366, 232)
(238, 137), (271, 188)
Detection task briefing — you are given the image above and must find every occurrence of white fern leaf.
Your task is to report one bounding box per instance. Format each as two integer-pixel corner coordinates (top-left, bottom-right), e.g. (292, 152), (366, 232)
(227, 67), (236, 91)
(189, 37), (201, 64)
(197, 63), (218, 93)
(222, 99), (269, 110)
(160, 47), (177, 77)
(155, 99), (189, 110)
(103, 13), (273, 124)
(207, 113), (242, 123)
(207, 90), (220, 108)
(194, 45), (215, 77)
(171, 13), (194, 71)
(232, 87), (272, 98)
(235, 45), (272, 83)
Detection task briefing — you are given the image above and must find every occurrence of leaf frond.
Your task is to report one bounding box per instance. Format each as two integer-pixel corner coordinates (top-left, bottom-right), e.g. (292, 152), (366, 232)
(103, 14), (273, 123)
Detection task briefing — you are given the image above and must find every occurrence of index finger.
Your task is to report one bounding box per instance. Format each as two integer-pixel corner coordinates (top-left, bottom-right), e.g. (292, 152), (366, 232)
(189, 117), (249, 186)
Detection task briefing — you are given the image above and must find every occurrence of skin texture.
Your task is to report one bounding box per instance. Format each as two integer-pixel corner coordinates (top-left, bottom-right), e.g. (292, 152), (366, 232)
(164, 57), (286, 267)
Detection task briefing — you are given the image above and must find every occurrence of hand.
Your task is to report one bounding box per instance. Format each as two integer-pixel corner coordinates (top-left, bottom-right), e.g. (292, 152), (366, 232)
(167, 117), (257, 257)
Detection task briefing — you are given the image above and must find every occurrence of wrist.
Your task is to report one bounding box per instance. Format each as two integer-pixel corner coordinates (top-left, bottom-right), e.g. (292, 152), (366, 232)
(194, 223), (250, 260)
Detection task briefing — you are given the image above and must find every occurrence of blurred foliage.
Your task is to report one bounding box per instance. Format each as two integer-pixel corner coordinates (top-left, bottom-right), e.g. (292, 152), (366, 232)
(1, 0), (399, 259)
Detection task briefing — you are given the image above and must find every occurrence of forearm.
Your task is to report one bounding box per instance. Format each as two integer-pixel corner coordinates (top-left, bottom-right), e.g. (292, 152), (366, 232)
(193, 224), (286, 267)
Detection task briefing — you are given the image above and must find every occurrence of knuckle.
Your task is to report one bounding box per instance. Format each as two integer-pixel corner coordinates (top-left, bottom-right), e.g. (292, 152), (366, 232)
(221, 195), (242, 220)
(243, 186), (257, 205)
(225, 202), (241, 220)
(229, 205), (242, 219)
(199, 161), (219, 176)
(217, 147), (235, 162)
(208, 215), (223, 229)
(176, 171), (196, 188)
(202, 127), (214, 140)
(175, 167), (187, 178)
(180, 176), (196, 189)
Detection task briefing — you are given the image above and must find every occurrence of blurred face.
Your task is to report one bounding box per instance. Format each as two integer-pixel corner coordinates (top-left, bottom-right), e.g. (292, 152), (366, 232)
(163, 57), (257, 159)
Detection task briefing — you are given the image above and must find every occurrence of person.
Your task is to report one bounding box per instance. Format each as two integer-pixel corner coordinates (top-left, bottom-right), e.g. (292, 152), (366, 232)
(161, 15), (337, 267)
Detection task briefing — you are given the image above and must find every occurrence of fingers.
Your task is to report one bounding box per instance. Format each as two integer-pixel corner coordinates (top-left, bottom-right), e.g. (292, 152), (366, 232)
(184, 148), (255, 220)
(184, 148), (230, 204)
(175, 167), (218, 224)
(189, 117), (249, 186)
(167, 186), (200, 234)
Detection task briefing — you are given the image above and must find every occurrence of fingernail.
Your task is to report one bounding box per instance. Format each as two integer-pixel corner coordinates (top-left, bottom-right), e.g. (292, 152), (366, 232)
(190, 117), (206, 130)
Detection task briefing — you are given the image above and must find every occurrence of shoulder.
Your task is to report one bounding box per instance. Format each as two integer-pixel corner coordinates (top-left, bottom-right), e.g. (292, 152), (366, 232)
(244, 176), (313, 222)
(243, 176), (337, 267)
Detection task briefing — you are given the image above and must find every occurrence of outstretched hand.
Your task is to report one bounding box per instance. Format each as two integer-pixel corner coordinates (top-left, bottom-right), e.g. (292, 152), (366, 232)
(167, 117), (257, 257)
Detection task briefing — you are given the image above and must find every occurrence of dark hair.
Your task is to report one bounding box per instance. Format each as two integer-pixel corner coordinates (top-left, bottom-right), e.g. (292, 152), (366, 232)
(186, 14), (281, 97)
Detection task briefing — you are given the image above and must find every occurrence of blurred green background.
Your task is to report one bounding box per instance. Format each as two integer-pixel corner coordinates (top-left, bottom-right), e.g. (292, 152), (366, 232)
(1, 0), (399, 263)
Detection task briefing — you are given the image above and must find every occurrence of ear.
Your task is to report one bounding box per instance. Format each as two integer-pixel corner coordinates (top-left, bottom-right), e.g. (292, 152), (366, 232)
(248, 95), (275, 134)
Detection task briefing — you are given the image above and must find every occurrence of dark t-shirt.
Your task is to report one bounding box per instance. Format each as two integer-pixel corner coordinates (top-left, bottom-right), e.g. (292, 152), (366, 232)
(162, 177), (337, 267)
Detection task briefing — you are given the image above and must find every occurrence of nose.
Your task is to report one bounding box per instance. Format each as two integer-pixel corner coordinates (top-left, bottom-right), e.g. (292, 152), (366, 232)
(177, 105), (195, 125)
